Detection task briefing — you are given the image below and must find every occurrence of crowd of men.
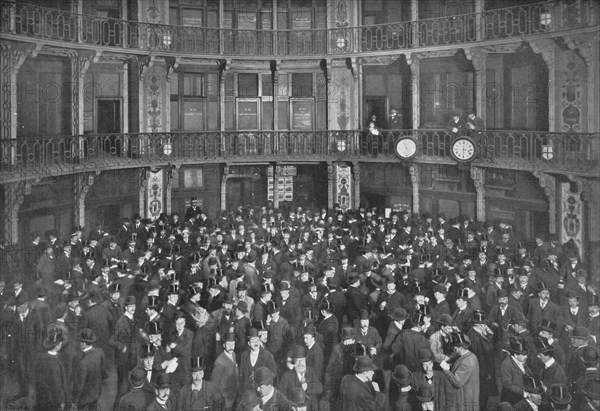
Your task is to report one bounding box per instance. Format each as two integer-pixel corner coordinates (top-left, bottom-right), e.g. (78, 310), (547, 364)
(1, 202), (599, 411)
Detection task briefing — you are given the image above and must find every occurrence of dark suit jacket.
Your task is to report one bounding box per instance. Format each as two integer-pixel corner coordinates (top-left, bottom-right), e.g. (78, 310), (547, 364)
(35, 351), (67, 410)
(177, 380), (225, 411)
(277, 367), (323, 411)
(541, 360), (567, 387)
(500, 356), (532, 404)
(262, 388), (293, 411)
(72, 347), (108, 405)
(412, 370), (457, 411)
(210, 351), (239, 409)
(118, 387), (153, 411)
(340, 374), (388, 411)
(239, 348), (277, 393)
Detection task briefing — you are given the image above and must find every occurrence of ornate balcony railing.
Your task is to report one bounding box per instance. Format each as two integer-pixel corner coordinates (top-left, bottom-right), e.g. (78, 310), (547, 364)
(1, 1), (597, 57)
(0, 130), (597, 182)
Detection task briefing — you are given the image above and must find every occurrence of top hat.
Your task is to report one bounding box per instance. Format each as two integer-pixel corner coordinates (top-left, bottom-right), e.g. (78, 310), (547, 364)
(354, 355), (377, 373)
(147, 295), (160, 309)
(43, 325), (65, 348)
(391, 364), (412, 386)
(147, 321), (162, 335)
(78, 328), (97, 344)
(471, 310), (488, 324)
(522, 375), (544, 394)
(590, 294), (599, 307)
(154, 373), (172, 389)
(109, 283), (121, 293)
(581, 379), (600, 400)
(507, 337), (528, 355)
(260, 283), (272, 295)
(141, 343), (155, 358)
(411, 312), (426, 326)
(254, 366), (276, 386)
(538, 319), (556, 334)
(319, 299), (334, 312)
(266, 301), (280, 314)
(417, 304), (431, 317)
(449, 332), (471, 347)
(289, 387), (310, 407)
(341, 327), (355, 341)
(168, 283), (179, 295)
(190, 356), (204, 372)
(537, 281), (549, 292)
(546, 384), (572, 405)
(534, 336), (554, 354)
(456, 288), (470, 300)
(417, 348), (433, 363)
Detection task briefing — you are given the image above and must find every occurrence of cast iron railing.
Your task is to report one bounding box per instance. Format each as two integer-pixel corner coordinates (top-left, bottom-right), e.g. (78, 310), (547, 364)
(0, 130), (597, 181)
(1, 1), (597, 57)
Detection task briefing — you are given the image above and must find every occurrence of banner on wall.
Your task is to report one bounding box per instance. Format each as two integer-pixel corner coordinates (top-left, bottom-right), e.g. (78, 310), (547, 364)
(147, 169), (164, 220)
(561, 182), (583, 257)
(335, 163), (352, 211)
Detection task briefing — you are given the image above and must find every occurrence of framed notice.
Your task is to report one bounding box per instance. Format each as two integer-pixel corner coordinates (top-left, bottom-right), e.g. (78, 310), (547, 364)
(290, 98), (314, 130)
(237, 98), (260, 130)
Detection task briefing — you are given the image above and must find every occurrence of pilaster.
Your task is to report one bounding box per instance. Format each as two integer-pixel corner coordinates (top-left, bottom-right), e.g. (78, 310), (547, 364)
(465, 48), (487, 119)
(273, 164), (280, 209)
(70, 50), (95, 137)
(533, 170), (557, 234)
(4, 180), (26, 244)
(140, 168), (149, 218)
(470, 166), (486, 222)
(165, 165), (179, 215)
(407, 54), (420, 129)
(221, 164), (229, 210)
(74, 172), (97, 230)
(409, 164), (419, 215)
(327, 162), (334, 210)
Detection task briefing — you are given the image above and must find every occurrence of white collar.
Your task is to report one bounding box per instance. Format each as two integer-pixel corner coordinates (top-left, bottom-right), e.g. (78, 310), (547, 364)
(526, 399), (538, 411)
(261, 388), (274, 404)
(544, 357), (556, 369)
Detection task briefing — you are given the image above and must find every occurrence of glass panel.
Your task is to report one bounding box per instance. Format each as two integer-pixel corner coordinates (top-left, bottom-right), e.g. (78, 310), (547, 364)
(238, 12), (257, 29)
(262, 74), (273, 97)
(263, 100), (273, 129)
(170, 75), (179, 95)
(169, 7), (179, 26)
(239, 74), (258, 97)
(170, 99), (180, 131)
(278, 100), (289, 129)
(182, 8), (203, 26)
(206, 73), (219, 96)
(184, 169), (203, 188)
(292, 73), (313, 97)
(183, 73), (203, 96)
(183, 99), (204, 131)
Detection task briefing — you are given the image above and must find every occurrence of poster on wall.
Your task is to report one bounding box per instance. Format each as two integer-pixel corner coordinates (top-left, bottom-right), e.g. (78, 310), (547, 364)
(561, 183), (583, 257)
(268, 166), (295, 202)
(146, 169), (164, 221)
(335, 163), (352, 211)
(290, 98), (314, 130)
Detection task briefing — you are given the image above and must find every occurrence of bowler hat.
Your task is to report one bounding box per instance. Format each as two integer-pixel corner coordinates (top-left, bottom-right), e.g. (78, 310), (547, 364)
(154, 373), (171, 389)
(572, 326), (590, 340)
(292, 344), (306, 359)
(43, 325), (65, 348)
(236, 300), (248, 313)
(565, 290), (580, 300)
(538, 319), (556, 334)
(582, 346), (599, 364)
(509, 312), (528, 325)
(303, 325), (317, 336)
(279, 281), (291, 291)
(546, 384), (572, 405)
(507, 337), (528, 355)
(236, 281), (248, 291)
(437, 314), (453, 327)
(354, 355), (377, 373)
(417, 348), (433, 363)
(497, 289), (508, 299)
(124, 296), (136, 306)
(523, 375), (543, 394)
(416, 385), (435, 403)
(78, 328), (97, 344)
(289, 387), (310, 407)
(191, 356), (204, 372)
(359, 309), (370, 321)
(247, 328), (259, 340)
(129, 366), (147, 386)
(239, 390), (262, 409)
(223, 331), (236, 342)
(391, 364), (412, 386)
(254, 366), (276, 386)
(391, 307), (407, 321)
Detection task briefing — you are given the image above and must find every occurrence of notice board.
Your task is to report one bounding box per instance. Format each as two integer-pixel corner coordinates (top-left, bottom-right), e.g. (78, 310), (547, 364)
(237, 98), (260, 130)
(290, 98), (314, 130)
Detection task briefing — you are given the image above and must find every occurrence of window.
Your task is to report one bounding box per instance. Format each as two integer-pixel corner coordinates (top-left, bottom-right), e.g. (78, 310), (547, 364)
(171, 72), (219, 131)
(183, 169), (203, 188)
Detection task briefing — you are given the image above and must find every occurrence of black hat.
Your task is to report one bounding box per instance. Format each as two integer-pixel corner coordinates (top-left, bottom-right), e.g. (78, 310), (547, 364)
(456, 288), (469, 300)
(147, 321), (162, 335)
(78, 328), (97, 344)
(147, 295), (160, 309)
(416, 385), (435, 403)
(43, 325), (65, 348)
(449, 332), (471, 347)
(534, 336), (554, 354)
(266, 301), (280, 314)
(391, 364), (412, 386)
(470, 310), (488, 324)
(154, 373), (172, 389)
(391, 307), (407, 321)
(254, 366), (276, 386)
(522, 375), (543, 394)
(292, 344), (306, 359)
(546, 384), (572, 405)
(289, 387), (310, 407)
(417, 348), (433, 363)
(191, 356), (204, 372)
(437, 314), (453, 326)
(341, 327), (355, 341)
(354, 355), (377, 373)
(109, 283), (121, 293)
(168, 283), (179, 295)
(141, 343), (155, 358)
(538, 319), (556, 334)
(507, 336), (528, 355)
(129, 366), (147, 386)
(124, 296), (136, 306)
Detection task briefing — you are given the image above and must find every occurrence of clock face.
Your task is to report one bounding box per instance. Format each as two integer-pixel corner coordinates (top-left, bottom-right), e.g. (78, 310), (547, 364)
(395, 138), (417, 159)
(451, 138), (476, 162)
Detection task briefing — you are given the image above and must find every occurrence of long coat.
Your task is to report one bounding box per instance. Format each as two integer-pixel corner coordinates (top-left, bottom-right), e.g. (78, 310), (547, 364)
(340, 374), (388, 411)
(277, 367), (323, 411)
(238, 347), (277, 393)
(176, 381), (225, 411)
(72, 347), (109, 406)
(500, 355), (532, 404)
(412, 370), (457, 411)
(443, 350), (480, 411)
(211, 351), (239, 409)
(34, 351), (67, 411)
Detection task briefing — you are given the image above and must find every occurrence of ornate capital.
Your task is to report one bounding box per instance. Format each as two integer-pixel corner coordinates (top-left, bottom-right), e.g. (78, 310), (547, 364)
(563, 34), (595, 67)
(406, 53), (420, 67)
(470, 166), (485, 190)
(529, 39), (555, 70)
(348, 57), (358, 82)
(139, 55), (156, 78)
(165, 57), (180, 81)
(409, 164), (419, 185)
(464, 47), (487, 72)
(0, 41), (39, 74)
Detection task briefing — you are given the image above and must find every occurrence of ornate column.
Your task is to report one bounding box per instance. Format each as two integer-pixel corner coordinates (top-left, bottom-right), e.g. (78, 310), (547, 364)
(533, 171), (557, 234)
(352, 162), (361, 210)
(74, 172), (97, 229)
(165, 165), (179, 215)
(272, 62), (279, 131)
(4, 181), (26, 244)
(409, 164), (419, 215)
(465, 48), (486, 119)
(70, 51), (95, 145)
(529, 40), (556, 131)
(407, 54), (420, 129)
(470, 166), (486, 222)
(139, 168), (149, 218)
(221, 164), (229, 210)
(474, 0), (484, 41)
(1, 42), (39, 144)
(410, 0), (418, 46)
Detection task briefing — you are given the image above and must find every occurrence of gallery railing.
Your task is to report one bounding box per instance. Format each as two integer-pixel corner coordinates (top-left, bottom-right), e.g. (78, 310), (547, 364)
(0, 130), (597, 181)
(1, 0), (597, 57)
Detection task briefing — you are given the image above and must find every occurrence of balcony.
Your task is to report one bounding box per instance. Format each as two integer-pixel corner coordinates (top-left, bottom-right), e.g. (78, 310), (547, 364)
(0, 130), (597, 183)
(1, 1), (597, 58)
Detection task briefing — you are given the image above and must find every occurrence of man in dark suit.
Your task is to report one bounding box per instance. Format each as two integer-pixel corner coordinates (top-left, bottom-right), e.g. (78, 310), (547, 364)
(239, 328), (277, 394)
(72, 328), (109, 410)
(339, 355), (387, 411)
(277, 345), (323, 411)
(146, 373), (175, 411)
(303, 325), (325, 381)
(527, 282), (560, 335)
(512, 376), (544, 411)
(254, 366), (293, 410)
(34, 325), (67, 411)
(317, 298), (338, 367)
(440, 332), (480, 411)
(118, 366), (153, 411)
(210, 332), (239, 411)
(533, 337), (566, 387)
(346, 273), (369, 327)
(177, 356), (225, 411)
(500, 337), (533, 405)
